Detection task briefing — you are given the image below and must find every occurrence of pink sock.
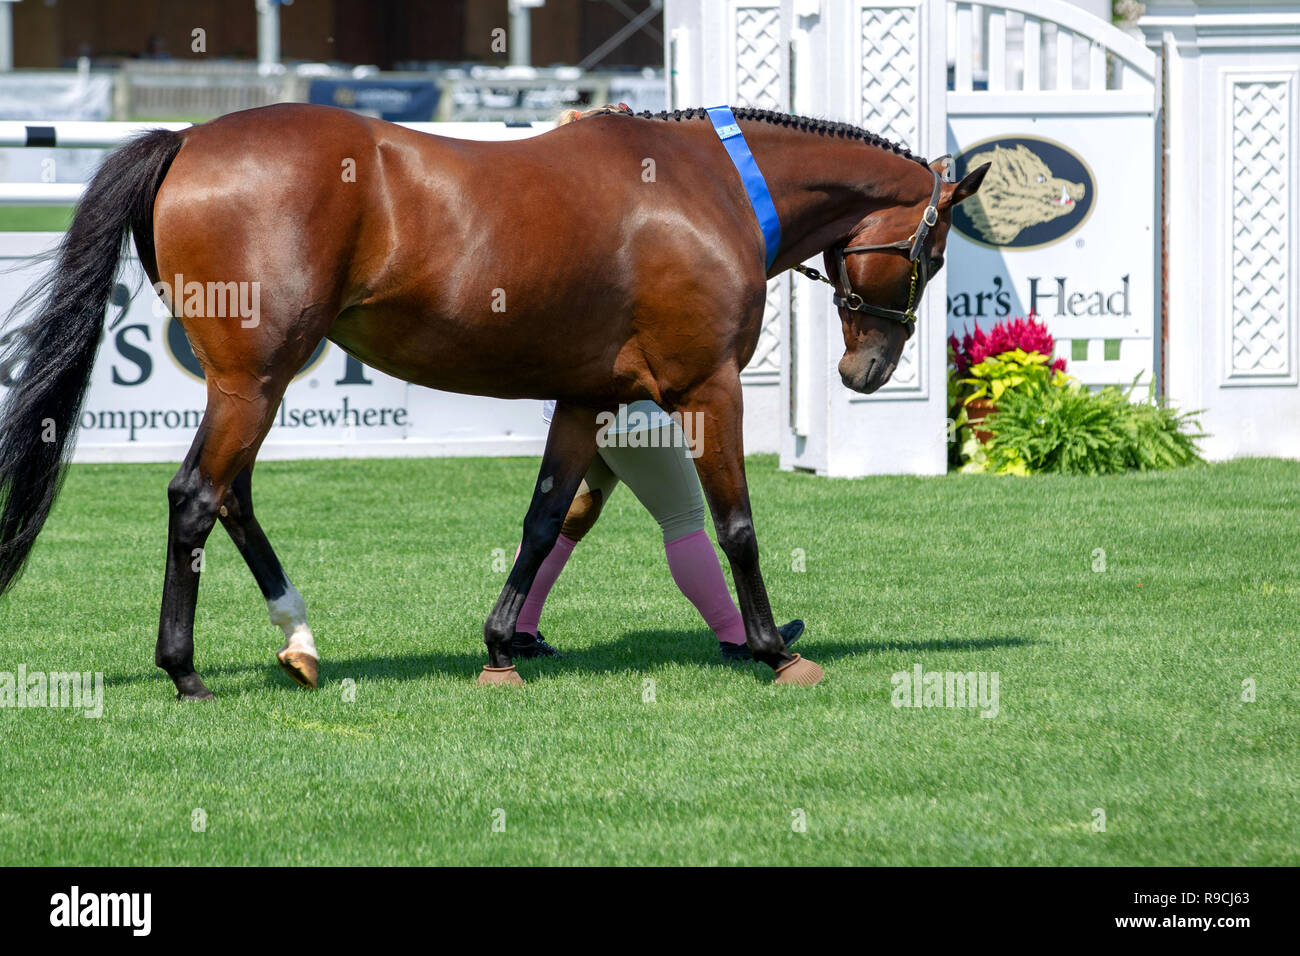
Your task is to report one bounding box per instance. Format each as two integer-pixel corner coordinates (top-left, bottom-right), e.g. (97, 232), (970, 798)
(515, 534), (577, 635)
(664, 529), (746, 644)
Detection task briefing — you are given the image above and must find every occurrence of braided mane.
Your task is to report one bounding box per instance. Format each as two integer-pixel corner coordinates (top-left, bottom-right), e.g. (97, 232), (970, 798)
(635, 106), (930, 168)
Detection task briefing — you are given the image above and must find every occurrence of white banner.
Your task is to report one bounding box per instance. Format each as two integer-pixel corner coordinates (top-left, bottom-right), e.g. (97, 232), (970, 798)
(0, 235), (550, 463)
(944, 113), (1158, 387)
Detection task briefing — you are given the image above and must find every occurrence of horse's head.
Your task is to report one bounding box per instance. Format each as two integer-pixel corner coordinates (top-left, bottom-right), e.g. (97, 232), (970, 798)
(827, 158), (990, 394)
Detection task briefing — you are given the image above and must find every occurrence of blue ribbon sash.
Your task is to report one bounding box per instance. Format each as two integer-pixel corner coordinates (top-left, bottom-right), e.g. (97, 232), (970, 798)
(706, 105), (782, 271)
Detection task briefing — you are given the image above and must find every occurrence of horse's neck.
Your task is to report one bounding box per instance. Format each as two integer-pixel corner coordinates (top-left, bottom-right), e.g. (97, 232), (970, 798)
(746, 125), (929, 271)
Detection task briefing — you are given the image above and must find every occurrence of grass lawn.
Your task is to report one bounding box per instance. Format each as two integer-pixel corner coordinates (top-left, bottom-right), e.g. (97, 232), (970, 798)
(0, 455), (1296, 865)
(0, 206), (74, 232)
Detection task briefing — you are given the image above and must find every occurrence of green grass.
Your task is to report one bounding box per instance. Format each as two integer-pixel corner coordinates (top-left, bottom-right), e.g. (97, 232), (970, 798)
(1, 455), (1296, 865)
(0, 206), (74, 232)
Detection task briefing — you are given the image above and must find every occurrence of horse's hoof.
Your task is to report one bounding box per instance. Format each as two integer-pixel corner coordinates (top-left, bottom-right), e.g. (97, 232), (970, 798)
(172, 672), (214, 700)
(773, 654), (824, 686)
(277, 648), (319, 689)
(477, 665), (525, 687)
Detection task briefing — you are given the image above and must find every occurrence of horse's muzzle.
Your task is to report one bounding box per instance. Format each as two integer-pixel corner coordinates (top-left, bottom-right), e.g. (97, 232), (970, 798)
(840, 356), (897, 394)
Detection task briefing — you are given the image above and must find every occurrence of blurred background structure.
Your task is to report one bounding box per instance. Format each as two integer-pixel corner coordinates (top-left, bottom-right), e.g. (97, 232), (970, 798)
(0, 0), (667, 122)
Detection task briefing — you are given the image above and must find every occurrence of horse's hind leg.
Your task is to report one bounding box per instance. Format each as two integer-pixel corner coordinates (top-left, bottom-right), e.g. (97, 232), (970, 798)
(480, 401), (599, 684)
(156, 375), (292, 700)
(219, 467), (319, 689)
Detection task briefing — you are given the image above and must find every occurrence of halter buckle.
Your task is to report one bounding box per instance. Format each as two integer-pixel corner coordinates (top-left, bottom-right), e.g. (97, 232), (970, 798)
(922, 205), (939, 228)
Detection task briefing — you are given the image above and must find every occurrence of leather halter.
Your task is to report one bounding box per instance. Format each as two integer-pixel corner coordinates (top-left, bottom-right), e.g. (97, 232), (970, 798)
(794, 162), (947, 340)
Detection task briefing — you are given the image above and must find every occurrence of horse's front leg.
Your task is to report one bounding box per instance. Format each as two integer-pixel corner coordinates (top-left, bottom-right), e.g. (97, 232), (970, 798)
(679, 372), (824, 686)
(479, 400), (599, 685)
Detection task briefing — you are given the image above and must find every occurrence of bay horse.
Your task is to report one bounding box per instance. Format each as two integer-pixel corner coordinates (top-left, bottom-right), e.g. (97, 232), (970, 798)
(0, 103), (987, 699)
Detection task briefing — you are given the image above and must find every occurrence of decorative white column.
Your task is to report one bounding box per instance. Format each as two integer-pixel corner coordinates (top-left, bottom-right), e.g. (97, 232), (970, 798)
(780, 0), (950, 476)
(1141, 1), (1300, 459)
(0, 0), (17, 73)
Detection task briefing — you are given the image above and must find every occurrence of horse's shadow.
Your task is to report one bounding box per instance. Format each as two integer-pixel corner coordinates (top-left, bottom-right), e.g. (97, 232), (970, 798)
(106, 630), (1035, 694)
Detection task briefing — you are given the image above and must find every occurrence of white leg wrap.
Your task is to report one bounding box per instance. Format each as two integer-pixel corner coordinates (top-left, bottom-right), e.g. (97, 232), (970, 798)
(268, 585), (318, 660)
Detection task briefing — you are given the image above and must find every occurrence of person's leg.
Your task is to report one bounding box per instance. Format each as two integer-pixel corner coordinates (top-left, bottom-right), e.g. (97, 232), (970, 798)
(512, 454), (620, 653)
(602, 421), (804, 658)
(600, 423), (749, 644)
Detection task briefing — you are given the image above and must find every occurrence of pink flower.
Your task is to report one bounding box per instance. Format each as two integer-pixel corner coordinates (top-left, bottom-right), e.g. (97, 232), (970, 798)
(949, 314), (1065, 373)
(948, 333), (968, 374)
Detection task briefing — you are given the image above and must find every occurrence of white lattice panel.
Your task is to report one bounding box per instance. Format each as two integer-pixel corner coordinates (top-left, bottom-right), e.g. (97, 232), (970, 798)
(1228, 79), (1291, 379)
(859, 3), (922, 392)
(859, 6), (921, 149)
(731, 3), (782, 383)
(732, 5), (782, 109)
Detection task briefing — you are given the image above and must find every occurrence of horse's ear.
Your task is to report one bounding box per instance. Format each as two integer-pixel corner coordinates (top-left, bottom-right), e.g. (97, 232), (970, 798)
(946, 162), (991, 207)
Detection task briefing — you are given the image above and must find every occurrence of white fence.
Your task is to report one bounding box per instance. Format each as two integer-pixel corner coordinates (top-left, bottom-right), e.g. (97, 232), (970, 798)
(666, 0), (1299, 474)
(117, 60), (294, 119)
(116, 60), (665, 123)
(946, 0), (1153, 93)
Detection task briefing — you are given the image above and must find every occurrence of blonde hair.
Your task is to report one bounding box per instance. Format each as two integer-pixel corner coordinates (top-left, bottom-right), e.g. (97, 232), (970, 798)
(555, 103), (631, 126)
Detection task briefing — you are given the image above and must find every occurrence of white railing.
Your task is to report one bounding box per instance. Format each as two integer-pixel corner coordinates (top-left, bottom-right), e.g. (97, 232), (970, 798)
(948, 0), (1156, 94)
(117, 60), (300, 119)
(0, 120), (192, 148)
(114, 60), (665, 123)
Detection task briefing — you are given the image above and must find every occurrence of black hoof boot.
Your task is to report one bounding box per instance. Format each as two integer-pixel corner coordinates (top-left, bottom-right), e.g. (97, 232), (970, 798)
(720, 619), (804, 662)
(511, 631), (561, 658)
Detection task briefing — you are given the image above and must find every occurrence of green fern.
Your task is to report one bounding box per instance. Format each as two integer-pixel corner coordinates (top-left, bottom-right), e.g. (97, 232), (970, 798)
(986, 380), (1205, 475)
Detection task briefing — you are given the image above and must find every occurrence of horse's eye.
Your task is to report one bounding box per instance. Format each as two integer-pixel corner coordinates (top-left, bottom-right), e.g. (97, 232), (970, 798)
(1036, 174), (1046, 183)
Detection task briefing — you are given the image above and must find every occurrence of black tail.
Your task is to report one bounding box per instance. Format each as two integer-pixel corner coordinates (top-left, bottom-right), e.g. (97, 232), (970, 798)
(0, 128), (182, 596)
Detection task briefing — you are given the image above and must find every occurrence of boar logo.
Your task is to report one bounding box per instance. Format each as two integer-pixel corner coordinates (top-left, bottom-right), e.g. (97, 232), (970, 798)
(950, 136), (1095, 249)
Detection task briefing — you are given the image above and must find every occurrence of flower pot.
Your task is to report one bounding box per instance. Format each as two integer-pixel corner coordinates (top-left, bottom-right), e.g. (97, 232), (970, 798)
(965, 398), (997, 444)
